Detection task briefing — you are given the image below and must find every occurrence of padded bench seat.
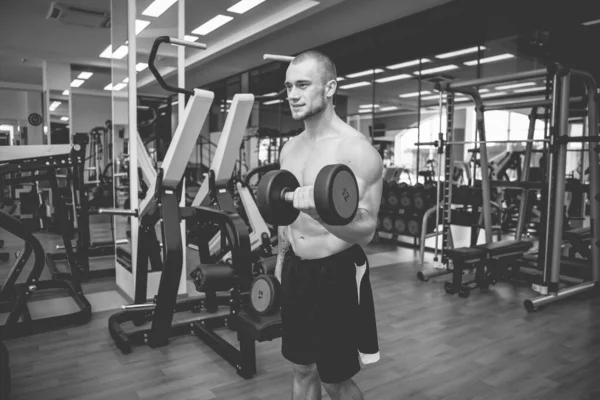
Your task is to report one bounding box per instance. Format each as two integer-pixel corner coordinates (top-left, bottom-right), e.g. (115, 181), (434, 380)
(444, 247), (487, 263)
(235, 306), (281, 342)
(563, 227), (592, 241)
(479, 239), (533, 257)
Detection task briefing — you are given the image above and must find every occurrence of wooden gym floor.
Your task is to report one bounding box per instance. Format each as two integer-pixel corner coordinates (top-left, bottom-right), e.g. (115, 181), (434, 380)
(1, 219), (600, 399)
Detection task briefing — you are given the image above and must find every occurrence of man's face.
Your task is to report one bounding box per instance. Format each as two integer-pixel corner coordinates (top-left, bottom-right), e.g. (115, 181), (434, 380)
(285, 59), (333, 121)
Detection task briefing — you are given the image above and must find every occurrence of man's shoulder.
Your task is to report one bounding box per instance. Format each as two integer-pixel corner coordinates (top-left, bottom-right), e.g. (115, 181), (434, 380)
(280, 132), (304, 159)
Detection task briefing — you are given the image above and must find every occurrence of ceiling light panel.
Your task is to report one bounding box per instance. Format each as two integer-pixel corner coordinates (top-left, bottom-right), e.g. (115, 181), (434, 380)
(435, 46), (484, 59)
(387, 58), (431, 70)
(228, 0), (266, 14)
(142, 0), (178, 18)
(192, 15), (234, 35)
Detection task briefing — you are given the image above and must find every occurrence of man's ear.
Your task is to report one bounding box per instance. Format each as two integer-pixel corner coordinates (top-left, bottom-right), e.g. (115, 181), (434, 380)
(326, 79), (337, 98)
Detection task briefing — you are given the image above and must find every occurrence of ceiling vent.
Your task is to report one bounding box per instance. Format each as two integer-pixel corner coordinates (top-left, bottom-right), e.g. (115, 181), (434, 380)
(46, 2), (110, 28)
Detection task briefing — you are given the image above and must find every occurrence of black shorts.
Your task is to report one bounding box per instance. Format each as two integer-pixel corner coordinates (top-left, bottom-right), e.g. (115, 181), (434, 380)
(280, 245), (361, 384)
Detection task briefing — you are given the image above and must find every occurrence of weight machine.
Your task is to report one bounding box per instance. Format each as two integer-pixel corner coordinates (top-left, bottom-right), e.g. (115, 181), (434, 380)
(414, 65), (600, 311)
(0, 142), (92, 339)
(101, 37), (281, 379)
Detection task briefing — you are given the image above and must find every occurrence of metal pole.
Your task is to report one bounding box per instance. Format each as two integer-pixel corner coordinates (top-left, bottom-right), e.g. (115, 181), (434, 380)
(484, 96), (585, 112)
(515, 107), (538, 239)
(433, 91), (444, 261)
(539, 71), (561, 288)
(581, 75), (600, 283)
(470, 91), (493, 242)
(445, 69), (547, 90)
(549, 71), (571, 288)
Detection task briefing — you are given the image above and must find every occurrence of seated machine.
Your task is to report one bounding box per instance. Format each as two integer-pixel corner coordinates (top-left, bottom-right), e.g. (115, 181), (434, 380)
(102, 36), (281, 379)
(0, 143), (92, 339)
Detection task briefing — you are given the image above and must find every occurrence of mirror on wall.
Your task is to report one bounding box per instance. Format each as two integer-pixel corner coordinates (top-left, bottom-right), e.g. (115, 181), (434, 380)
(48, 89), (70, 145)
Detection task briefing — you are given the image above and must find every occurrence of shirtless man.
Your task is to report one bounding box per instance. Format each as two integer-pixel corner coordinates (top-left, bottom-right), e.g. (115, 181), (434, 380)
(274, 50), (383, 400)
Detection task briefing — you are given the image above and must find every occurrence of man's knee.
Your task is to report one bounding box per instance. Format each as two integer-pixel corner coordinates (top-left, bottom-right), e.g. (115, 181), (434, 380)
(322, 380), (345, 394)
(293, 363), (318, 380)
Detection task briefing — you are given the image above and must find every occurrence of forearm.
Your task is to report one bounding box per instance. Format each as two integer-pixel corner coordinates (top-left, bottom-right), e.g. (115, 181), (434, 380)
(319, 208), (376, 246)
(275, 226), (290, 272)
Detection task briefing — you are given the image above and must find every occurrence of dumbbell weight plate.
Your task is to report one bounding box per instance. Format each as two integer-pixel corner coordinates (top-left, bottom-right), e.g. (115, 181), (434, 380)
(407, 218), (421, 236)
(413, 194), (425, 211)
(314, 164), (359, 225)
(393, 215), (406, 234)
(381, 214), (394, 232)
(256, 170), (301, 226)
(250, 274), (281, 315)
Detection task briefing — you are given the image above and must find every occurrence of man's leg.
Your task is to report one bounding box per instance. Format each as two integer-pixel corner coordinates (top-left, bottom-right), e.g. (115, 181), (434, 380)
(322, 379), (363, 400)
(292, 363), (322, 400)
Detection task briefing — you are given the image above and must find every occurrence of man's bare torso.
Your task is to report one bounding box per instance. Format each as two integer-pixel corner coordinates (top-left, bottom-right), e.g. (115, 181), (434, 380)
(281, 129), (363, 259)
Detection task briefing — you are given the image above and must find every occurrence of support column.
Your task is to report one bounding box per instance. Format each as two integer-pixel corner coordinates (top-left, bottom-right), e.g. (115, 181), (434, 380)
(42, 61), (71, 144)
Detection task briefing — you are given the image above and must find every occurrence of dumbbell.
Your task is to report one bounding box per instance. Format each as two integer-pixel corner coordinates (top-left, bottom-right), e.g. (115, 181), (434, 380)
(393, 215), (406, 234)
(256, 164), (359, 226)
(253, 256), (277, 276)
(380, 213), (394, 232)
(250, 274), (281, 315)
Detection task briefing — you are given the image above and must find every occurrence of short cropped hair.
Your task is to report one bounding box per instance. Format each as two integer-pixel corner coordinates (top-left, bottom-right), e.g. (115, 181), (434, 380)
(291, 50), (337, 84)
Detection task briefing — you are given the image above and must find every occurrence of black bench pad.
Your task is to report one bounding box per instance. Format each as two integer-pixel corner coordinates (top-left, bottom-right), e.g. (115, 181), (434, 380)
(235, 306), (281, 342)
(445, 247), (486, 262)
(480, 240), (533, 257)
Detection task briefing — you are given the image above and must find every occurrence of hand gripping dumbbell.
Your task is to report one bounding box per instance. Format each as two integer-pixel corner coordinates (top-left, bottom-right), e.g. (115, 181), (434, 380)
(256, 164), (359, 226)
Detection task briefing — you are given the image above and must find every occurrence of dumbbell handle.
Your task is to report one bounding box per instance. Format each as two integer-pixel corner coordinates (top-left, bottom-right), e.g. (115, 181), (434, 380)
(283, 190), (295, 202)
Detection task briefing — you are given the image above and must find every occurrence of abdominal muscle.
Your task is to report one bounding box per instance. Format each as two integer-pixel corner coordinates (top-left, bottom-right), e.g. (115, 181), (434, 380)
(287, 213), (351, 259)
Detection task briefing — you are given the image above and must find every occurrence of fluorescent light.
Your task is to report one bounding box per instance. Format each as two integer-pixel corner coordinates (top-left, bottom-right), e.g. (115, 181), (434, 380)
(479, 89), (490, 93)
(192, 15), (234, 36)
(142, 0), (178, 17)
(399, 90), (431, 98)
(99, 45), (113, 58)
(135, 19), (151, 35)
(136, 63), (148, 72)
(71, 79), (84, 87)
(261, 92), (278, 97)
(346, 69), (384, 78)
(60, 116), (69, 122)
(414, 65), (459, 75)
(62, 90), (69, 95)
(104, 83), (113, 91)
(263, 99), (283, 105)
(454, 97), (470, 102)
(387, 58), (430, 70)
(583, 18), (600, 26)
(358, 109), (373, 113)
(514, 87), (546, 93)
(339, 81), (371, 89)
(379, 106), (398, 111)
(336, 77), (345, 81)
(359, 104), (380, 108)
(49, 101), (61, 111)
(228, 0), (266, 14)
(495, 82), (536, 90)
(112, 45), (129, 59)
(421, 94), (444, 101)
(122, 77), (129, 83)
(375, 73), (411, 83)
(464, 53), (514, 66)
(481, 91), (507, 98)
(112, 83), (127, 91)
(77, 72), (93, 79)
(184, 35), (198, 42)
(435, 46), (484, 59)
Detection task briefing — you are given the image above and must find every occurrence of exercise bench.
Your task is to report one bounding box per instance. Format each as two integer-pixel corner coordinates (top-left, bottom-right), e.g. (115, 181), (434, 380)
(444, 239), (534, 297)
